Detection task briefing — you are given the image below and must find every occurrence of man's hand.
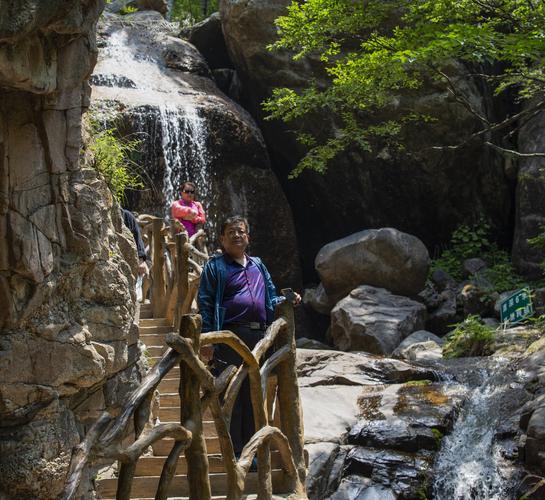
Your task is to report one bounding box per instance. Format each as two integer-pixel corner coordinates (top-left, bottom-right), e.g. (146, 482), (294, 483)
(200, 344), (214, 363)
(292, 292), (302, 306)
(138, 259), (149, 276)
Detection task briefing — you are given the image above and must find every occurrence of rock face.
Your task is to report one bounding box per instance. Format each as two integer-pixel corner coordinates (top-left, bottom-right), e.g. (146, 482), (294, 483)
(513, 108), (545, 278)
(219, 0), (513, 281)
(91, 11), (301, 288)
(330, 286), (427, 354)
(0, 2), (145, 498)
(315, 228), (430, 302)
(297, 348), (465, 499)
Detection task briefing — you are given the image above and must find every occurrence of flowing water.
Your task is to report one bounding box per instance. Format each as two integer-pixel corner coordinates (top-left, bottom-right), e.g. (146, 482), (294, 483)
(432, 363), (528, 499)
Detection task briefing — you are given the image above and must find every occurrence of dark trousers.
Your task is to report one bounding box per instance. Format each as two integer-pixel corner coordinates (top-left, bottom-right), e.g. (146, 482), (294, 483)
(213, 325), (266, 455)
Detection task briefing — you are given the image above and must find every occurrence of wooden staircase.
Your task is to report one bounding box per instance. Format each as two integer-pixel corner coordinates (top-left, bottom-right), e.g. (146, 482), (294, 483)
(96, 303), (291, 499)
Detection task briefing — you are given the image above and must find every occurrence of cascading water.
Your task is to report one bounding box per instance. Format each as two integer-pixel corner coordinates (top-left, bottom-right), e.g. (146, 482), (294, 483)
(159, 105), (212, 211)
(432, 363), (528, 499)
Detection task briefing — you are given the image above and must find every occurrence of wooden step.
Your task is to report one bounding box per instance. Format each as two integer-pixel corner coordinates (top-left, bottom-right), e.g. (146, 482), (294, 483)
(152, 436), (220, 456)
(159, 406), (213, 422)
(145, 345), (168, 357)
(140, 325), (174, 335)
(97, 470), (289, 498)
(134, 454), (226, 475)
(140, 333), (167, 346)
(139, 308), (153, 319)
(134, 452), (286, 477)
(139, 318), (171, 328)
(158, 377), (179, 393)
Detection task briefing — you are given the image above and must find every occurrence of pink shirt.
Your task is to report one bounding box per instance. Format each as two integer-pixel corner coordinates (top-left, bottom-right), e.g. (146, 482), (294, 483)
(171, 199), (206, 237)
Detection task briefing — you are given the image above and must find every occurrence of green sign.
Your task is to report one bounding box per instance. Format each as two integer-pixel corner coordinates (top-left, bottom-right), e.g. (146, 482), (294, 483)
(500, 288), (534, 324)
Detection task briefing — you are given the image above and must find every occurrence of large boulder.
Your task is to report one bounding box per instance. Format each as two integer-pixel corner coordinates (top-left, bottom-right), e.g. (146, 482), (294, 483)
(91, 11), (301, 288)
(330, 286), (427, 354)
(316, 228), (430, 303)
(219, 0), (513, 281)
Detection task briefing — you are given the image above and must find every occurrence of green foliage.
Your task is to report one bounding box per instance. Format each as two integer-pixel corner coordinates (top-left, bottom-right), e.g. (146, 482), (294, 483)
(170, 0), (218, 24)
(120, 5), (138, 15)
(443, 315), (495, 358)
(431, 220), (526, 292)
(529, 226), (545, 271)
(89, 126), (143, 203)
(265, 0), (545, 176)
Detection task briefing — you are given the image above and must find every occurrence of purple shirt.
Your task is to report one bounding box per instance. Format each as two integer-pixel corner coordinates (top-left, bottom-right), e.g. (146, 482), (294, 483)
(222, 255), (267, 325)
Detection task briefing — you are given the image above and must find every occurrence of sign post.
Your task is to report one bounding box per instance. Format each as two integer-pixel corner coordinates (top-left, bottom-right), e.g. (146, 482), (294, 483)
(499, 288), (534, 324)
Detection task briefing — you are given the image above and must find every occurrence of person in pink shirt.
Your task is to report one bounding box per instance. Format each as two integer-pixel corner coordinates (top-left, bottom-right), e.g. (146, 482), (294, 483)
(170, 181), (206, 237)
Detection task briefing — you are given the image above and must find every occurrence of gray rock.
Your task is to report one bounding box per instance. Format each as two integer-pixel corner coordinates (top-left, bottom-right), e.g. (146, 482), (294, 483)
(463, 257), (487, 277)
(315, 228), (430, 302)
(181, 12), (232, 70)
(303, 283), (334, 315)
(295, 337), (331, 350)
(395, 341), (443, 363)
(330, 286), (427, 354)
(430, 269), (457, 291)
(426, 289), (459, 335)
(394, 330), (445, 351)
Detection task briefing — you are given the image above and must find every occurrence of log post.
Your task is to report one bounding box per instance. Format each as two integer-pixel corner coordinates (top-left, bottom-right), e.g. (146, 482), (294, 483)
(179, 314), (211, 500)
(174, 232), (189, 332)
(275, 302), (306, 488)
(151, 217), (166, 318)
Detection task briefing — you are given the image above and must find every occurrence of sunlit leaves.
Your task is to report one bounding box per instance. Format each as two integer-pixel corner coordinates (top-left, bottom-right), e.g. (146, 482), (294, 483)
(265, 0), (545, 176)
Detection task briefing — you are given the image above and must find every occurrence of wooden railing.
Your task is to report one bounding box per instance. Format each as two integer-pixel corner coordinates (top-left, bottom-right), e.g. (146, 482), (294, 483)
(62, 216), (307, 500)
(137, 215), (209, 326)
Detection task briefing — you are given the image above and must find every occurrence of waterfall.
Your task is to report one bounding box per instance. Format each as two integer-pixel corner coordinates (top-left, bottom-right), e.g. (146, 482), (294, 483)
(159, 105), (211, 212)
(432, 364), (527, 499)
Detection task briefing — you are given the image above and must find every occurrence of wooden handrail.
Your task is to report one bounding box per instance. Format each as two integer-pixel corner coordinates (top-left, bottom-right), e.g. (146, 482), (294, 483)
(62, 216), (307, 500)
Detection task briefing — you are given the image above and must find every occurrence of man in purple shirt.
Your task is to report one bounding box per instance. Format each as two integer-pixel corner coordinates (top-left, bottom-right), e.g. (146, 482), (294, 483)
(198, 216), (300, 458)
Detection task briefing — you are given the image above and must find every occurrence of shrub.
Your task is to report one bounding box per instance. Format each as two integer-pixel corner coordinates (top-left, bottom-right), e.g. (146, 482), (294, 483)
(431, 220), (527, 292)
(88, 126), (143, 203)
(443, 315), (495, 358)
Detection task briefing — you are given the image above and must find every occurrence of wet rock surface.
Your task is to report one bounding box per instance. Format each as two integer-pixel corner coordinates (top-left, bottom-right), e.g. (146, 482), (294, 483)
(297, 348), (467, 499)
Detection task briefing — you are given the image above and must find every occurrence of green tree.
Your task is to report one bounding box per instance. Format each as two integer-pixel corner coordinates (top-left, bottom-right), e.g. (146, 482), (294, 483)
(264, 0), (545, 177)
(170, 0), (218, 23)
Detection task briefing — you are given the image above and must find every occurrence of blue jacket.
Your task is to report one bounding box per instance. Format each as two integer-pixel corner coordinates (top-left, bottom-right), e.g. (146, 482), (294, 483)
(198, 254), (283, 332)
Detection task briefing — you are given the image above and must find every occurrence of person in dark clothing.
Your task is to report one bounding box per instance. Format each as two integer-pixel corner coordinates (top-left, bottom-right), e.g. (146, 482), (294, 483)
(198, 215), (300, 457)
(122, 208), (149, 277)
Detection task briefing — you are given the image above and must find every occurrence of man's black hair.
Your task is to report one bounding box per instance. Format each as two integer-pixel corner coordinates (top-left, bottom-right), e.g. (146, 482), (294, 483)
(220, 215), (250, 235)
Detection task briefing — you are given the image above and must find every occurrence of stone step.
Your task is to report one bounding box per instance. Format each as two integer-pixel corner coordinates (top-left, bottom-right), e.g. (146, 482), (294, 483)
(97, 470), (289, 498)
(133, 452), (285, 477)
(139, 318), (171, 328)
(153, 436), (220, 456)
(139, 307), (153, 319)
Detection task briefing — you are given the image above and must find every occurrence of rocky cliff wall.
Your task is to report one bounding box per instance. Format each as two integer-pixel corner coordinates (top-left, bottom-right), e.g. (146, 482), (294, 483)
(0, 2), (145, 498)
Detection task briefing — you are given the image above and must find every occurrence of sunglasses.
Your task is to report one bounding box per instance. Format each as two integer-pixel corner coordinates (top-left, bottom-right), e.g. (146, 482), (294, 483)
(183, 190), (195, 194)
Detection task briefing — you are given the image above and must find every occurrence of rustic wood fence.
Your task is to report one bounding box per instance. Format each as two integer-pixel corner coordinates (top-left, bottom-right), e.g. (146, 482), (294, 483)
(62, 216), (307, 499)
